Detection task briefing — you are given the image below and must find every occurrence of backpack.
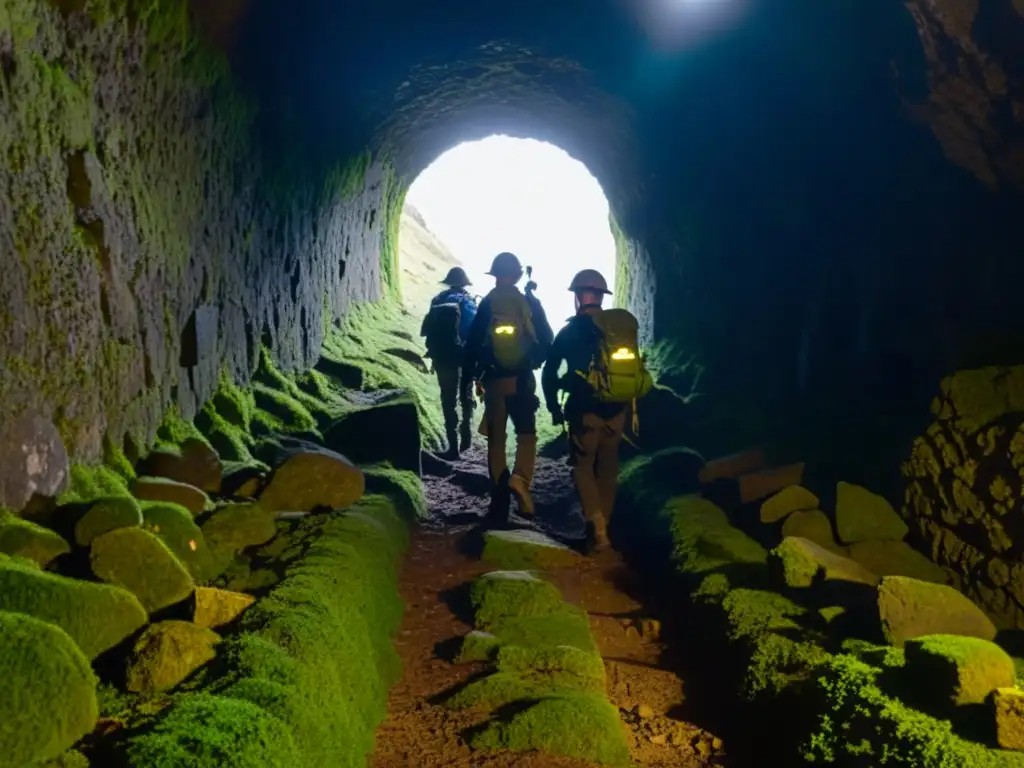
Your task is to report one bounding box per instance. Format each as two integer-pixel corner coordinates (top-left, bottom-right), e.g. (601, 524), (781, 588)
(422, 300), (462, 363)
(485, 285), (538, 372)
(574, 308), (653, 403)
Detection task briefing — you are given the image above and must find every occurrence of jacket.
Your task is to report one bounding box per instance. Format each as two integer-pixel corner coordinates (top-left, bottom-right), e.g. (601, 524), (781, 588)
(542, 310), (628, 420)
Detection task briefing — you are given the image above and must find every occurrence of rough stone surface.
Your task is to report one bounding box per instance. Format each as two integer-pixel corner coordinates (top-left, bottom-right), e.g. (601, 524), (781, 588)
(781, 510), (837, 550)
(993, 687), (1024, 751)
(835, 482), (908, 544)
(877, 575), (998, 646)
(193, 586), (256, 629)
(738, 463), (806, 504)
(137, 439), (222, 493)
(769, 536), (878, 590)
(132, 477), (209, 517)
(0, 414), (69, 511)
(760, 485), (820, 524)
(259, 448), (365, 512)
(904, 634), (1014, 707)
(124, 620), (220, 694)
(847, 540), (948, 585)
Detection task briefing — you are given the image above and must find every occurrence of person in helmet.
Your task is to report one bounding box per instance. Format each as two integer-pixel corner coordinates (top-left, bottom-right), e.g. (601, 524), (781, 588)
(421, 266), (479, 458)
(462, 252), (554, 524)
(542, 269), (633, 553)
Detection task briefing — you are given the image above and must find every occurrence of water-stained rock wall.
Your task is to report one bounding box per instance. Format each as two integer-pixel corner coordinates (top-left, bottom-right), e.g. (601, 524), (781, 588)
(902, 367), (1024, 628)
(0, 0), (396, 468)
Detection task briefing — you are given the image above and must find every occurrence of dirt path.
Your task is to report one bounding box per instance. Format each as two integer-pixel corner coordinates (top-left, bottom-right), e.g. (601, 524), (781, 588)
(370, 444), (727, 767)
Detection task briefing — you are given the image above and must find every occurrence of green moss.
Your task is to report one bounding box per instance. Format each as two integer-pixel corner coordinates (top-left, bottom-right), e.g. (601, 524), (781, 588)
(362, 462), (427, 521)
(665, 495), (769, 579)
(0, 511), (70, 565)
(124, 693), (298, 767)
(0, 610), (99, 766)
(472, 694), (631, 767)
(496, 643), (606, 685)
(124, 495), (409, 767)
(802, 654), (1024, 766)
(470, 571), (567, 628)
(904, 634), (1015, 707)
(0, 552), (147, 658)
(156, 406), (210, 451)
(74, 495), (143, 546)
(103, 433), (137, 482)
(485, 609), (599, 657)
(455, 630), (502, 663)
(481, 529), (581, 570)
(57, 463), (132, 505)
(91, 526), (194, 613)
(142, 502), (214, 582)
(200, 503), (278, 579)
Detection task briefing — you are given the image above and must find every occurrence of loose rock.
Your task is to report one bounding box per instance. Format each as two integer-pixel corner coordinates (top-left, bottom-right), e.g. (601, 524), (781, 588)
(760, 485), (820, 524)
(193, 586), (256, 629)
(781, 509), (837, 550)
(847, 540), (947, 584)
(769, 536), (878, 590)
(142, 503), (214, 582)
(0, 553), (147, 659)
(993, 687), (1024, 750)
(258, 448), (365, 512)
(904, 634), (1014, 706)
(91, 527), (194, 613)
(835, 481), (908, 544)
(324, 394), (422, 474)
(0, 512), (70, 566)
(132, 476), (209, 516)
(137, 438), (222, 493)
(482, 528), (581, 569)
(0, 610), (98, 766)
(125, 620), (220, 694)
(737, 462), (805, 504)
(0, 413), (69, 510)
(877, 575), (997, 646)
(74, 496), (143, 547)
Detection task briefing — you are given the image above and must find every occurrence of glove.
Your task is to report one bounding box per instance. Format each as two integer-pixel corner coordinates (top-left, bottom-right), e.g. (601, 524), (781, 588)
(549, 405), (565, 427)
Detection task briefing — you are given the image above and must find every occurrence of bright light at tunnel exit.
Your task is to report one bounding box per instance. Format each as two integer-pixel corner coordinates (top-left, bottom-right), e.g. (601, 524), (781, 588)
(403, 135), (617, 328)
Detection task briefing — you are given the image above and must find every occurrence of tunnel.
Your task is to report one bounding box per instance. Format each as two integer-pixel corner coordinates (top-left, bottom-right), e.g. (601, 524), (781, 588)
(3, 0), (1024, 765)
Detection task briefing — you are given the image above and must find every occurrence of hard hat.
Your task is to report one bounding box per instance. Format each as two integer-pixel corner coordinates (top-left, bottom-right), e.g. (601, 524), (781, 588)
(440, 266), (472, 287)
(486, 252), (523, 277)
(568, 269), (612, 295)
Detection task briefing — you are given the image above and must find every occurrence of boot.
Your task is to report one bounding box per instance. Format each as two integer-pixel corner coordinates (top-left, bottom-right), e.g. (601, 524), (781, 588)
(444, 427), (460, 460)
(509, 473), (534, 518)
(459, 421), (473, 453)
(585, 515), (610, 555)
(483, 471), (511, 529)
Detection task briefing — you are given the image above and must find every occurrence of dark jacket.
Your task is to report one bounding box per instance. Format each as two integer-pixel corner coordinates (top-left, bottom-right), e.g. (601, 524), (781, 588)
(462, 289), (553, 385)
(542, 311), (627, 420)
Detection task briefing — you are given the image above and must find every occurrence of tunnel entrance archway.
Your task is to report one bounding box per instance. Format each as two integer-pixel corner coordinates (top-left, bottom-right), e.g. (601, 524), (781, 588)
(398, 134), (618, 326)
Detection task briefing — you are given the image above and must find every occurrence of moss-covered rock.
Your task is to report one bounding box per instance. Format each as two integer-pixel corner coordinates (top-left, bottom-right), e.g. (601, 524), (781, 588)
(993, 687), (1024, 751)
(847, 540), (948, 584)
(495, 643), (606, 685)
(664, 494), (768, 579)
(124, 693), (298, 766)
(0, 511), (70, 566)
(363, 462), (427, 521)
(138, 438), (223, 493)
(455, 630), (502, 662)
(0, 554), (146, 659)
(904, 634), (1015, 707)
(470, 570), (566, 627)
(73, 496), (143, 547)
(760, 484), (820, 524)
(258, 448), (365, 512)
(142, 502), (215, 582)
(835, 481), (909, 544)
(133, 476), (210, 516)
(780, 509), (838, 550)
(193, 586), (256, 629)
(481, 529), (581, 570)
(91, 527), (194, 614)
(769, 536), (878, 590)
(878, 575), (998, 646)
(0, 611), (98, 766)
(486, 608), (599, 655)
(125, 620), (221, 694)
(471, 694), (631, 766)
(200, 503), (278, 564)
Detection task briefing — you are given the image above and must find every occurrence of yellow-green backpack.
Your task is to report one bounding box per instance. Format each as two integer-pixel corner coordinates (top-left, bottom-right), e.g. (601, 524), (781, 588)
(578, 308), (653, 403)
(486, 285), (537, 372)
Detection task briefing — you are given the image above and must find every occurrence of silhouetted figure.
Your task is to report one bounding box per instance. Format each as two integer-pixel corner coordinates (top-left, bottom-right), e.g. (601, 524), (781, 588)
(463, 252), (553, 525)
(543, 269), (653, 553)
(421, 266), (478, 458)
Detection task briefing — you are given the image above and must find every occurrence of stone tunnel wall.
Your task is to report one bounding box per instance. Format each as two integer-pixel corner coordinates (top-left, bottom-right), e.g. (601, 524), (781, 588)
(902, 366), (1024, 629)
(0, 0), (395, 466)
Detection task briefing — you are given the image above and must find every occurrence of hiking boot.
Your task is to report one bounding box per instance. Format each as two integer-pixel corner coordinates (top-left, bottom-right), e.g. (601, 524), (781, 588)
(483, 471), (511, 529)
(509, 473), (534, 518)
(459, 424), (473, 453)
(444, 428), (460, 460)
